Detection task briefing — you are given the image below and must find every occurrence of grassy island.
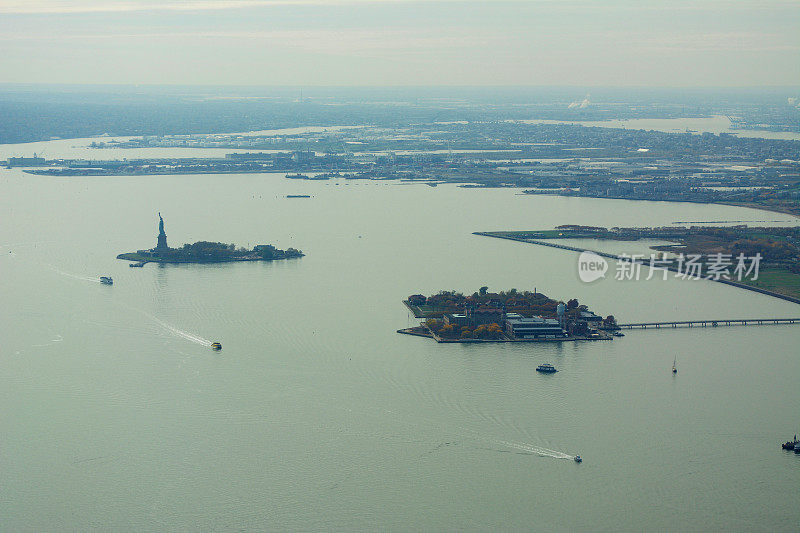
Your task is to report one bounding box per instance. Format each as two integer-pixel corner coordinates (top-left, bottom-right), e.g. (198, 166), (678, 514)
(118, 241), (303, 264)
(399, 287), (615, 343)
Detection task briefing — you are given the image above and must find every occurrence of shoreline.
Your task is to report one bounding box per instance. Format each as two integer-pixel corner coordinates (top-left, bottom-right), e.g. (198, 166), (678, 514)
(396, 327), (612, 343)
(116, 252), (303, 264)
(522, 191), (800, 219)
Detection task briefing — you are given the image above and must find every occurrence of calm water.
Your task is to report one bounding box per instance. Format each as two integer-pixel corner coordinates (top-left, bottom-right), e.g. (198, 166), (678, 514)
(2, 151), (800, 531)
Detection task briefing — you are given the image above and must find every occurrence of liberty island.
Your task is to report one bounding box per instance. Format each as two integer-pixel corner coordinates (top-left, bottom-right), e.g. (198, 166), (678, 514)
(117, 213), (304, 264)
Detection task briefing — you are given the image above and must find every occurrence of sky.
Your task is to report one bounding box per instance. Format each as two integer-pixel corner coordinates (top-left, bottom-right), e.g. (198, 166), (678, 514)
(0, 0), (798, 86)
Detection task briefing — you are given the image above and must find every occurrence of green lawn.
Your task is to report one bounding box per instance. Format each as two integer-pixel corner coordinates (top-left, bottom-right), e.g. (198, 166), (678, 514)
(737, 267), (800, 300)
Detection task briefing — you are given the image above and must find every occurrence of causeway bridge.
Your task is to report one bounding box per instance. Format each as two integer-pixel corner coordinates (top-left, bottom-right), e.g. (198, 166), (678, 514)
(618, 318), (800, 329)
(473, 232), (800, 305)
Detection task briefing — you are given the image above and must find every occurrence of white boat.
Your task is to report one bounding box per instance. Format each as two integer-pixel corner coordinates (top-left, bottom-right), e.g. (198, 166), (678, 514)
(99, 276), (113, 285)
(574, 455), (582, 463)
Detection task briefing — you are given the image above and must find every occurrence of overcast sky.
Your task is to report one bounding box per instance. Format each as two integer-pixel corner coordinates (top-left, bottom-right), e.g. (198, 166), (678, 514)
(1, 0), (798, 86)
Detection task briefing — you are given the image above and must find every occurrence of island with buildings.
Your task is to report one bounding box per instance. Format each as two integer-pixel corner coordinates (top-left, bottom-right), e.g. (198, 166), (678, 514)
(398, 288), (616, 342)
(117, 213), (304, 264)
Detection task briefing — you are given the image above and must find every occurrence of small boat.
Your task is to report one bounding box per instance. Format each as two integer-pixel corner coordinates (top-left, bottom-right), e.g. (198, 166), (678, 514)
(672, 356), (677, 374)
(795, 446), (800, 455)
(612, 331), (625, 337)
(574, 455), (582, 463)
(129, 262), (145, 268)
(211, 342), (222, 351)
(99, 276), (113, 285)
(782, 435), (798, 450)
(536, 363), (557, 373)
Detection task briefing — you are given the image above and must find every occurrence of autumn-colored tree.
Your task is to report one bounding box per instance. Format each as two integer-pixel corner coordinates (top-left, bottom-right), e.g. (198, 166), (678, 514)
(439, 324), (458, 338)
(425, 319), (442, 332)
(486, 323), (503, 339)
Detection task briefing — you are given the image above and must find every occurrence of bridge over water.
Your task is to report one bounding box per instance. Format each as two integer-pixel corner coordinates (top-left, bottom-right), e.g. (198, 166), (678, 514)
(618, 318), (800, 329)
(473, 232), (800, 305)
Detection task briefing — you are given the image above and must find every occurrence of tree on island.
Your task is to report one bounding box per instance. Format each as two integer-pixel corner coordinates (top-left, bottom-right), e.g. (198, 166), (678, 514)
(603, 315), (618, 328)
(408, 294), (427, 306)
(474, 323), (502, 339)
(412, 288), (596, 320)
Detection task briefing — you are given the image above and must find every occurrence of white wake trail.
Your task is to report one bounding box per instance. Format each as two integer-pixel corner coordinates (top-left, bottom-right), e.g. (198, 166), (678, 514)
(139, 311), (213, 347)
(35, 260), (102, 282)
(6, 252), (101, 283)
(47, 266), (100, 283)
(451, 422), (576, 460)
(495, 439), (574, 459)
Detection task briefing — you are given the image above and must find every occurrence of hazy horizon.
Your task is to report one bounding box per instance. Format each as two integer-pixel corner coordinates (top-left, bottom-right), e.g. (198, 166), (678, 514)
(1, 0), (798, 87)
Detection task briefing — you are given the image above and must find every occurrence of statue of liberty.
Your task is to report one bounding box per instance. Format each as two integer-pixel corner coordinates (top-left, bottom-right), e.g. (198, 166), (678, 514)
(156, 212), (168, 251)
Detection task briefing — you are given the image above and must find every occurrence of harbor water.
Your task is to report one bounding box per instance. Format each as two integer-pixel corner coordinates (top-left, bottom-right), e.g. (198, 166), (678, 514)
(1, 142), (799, 531)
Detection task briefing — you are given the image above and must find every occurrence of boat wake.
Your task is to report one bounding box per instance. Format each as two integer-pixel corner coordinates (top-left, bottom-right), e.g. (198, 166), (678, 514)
(32, 334), (64, 348)
(139, 311), (213, 347)
(449, 421), (575, 460)
(7, 252), (102, 283)
(494, 439), (574, 459)
(45, 264), (101, 283)
(0, 240), (55, 250)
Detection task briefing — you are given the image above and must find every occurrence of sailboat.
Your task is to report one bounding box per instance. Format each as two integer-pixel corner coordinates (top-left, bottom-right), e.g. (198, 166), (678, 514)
(672, 356), (677, 374)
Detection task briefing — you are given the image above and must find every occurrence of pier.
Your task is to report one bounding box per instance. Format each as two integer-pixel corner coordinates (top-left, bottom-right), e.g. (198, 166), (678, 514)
(618, 318), (800, 329)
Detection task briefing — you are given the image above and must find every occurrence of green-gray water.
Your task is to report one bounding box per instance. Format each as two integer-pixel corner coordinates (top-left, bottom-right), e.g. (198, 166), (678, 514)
(2, 154), (799, 530)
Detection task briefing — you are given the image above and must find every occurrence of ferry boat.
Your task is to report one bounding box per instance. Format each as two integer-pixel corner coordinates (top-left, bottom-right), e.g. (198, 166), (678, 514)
(536, 363), (557, 373)
(99, 276), (113, 285)
(211, 342), (222, 351)
(574, 455), (582, 463)
(285, 173), (309, 179)
(782, 435), (798, 450)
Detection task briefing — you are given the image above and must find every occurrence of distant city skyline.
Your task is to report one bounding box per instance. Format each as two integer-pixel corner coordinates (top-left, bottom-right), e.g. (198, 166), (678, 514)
(1, 0), (798, 87)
